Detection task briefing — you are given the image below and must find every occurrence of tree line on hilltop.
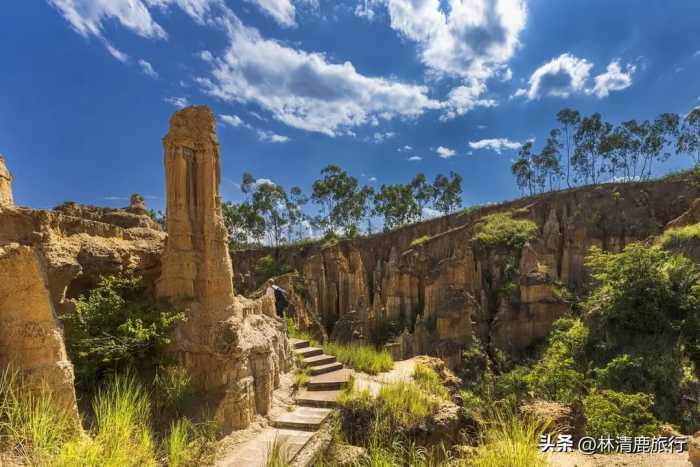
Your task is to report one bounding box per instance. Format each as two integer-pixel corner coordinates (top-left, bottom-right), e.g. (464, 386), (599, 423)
(222, 166), (463, 247)
(512, 107), (700, 195)
(218, 107), (700, 248)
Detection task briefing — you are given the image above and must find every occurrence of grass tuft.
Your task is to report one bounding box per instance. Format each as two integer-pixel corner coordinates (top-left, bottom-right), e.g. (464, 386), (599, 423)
(469, 406), (549, 467)
(0, 367), (74, 463)
(322, 342), (393, 375)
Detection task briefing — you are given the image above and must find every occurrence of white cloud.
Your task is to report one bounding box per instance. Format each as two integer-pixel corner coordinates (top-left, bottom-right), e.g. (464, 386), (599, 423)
(436, 146), (456, 158)
(422, 206), (440, 219)
(197, 10), (441, 136)
(515, 54), (636, 100)
(408, 155), (422, 161)
(106, 44), (129, 63)
(385, 0), (526, 118)
(589, 60), (635, 98)
(386, 0), (526, 79)
(254, 178), (276, 187)
(199, 50), (214, 62)
(243, 0), (296, 27)
(398, 145), (413, 152)
(355, 0), (383, 20)
(220, 114), (246, 127)
(48, 0), (167, 40)
(145, 0), (216, 24)
(514, 53), (592, 100)
(373, 131), (396, 143)
(368, 176), (378, 182)
(468, 137), (521, 154)
(138, 59), (158, 78)
(442, 79), (497, 120)
(257, 130), (290, 143)
(164, 96), (189, 108)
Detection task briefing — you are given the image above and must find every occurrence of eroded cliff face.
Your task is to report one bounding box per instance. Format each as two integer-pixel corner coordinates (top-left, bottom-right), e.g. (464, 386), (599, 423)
(233, 178), (699, 364)
(0, 156), (13, 208)
(158, 106), (291, 432)
(0, 181), (164, 421)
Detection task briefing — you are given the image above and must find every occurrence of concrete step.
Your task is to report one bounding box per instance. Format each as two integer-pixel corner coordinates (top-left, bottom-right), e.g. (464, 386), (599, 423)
(294, 346), (323, 358)
(295, 389), (342, 408)
(290, 338), (310, 349)
(215, 427), (314, 467)
(271, 406), (332, 431)
(307, 369), (351, 391)
(308, 361), (343, 376)
(302, 354), (337, 367)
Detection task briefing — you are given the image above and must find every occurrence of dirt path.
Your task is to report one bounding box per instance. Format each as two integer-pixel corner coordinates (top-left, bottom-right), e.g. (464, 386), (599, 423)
(547, 451), (691, 466)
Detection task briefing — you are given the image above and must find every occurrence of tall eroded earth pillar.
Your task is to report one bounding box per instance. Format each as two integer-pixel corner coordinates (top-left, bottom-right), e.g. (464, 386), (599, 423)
(157, 106), (235, 313)
(0, 155), (14, 208)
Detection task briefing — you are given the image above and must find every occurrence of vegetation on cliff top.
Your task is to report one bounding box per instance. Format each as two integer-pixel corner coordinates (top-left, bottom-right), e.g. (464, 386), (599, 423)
(473, 212), (538, 250)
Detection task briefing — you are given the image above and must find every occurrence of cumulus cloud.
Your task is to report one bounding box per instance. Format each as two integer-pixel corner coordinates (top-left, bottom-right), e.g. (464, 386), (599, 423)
(384, 0), (526, 118)
(468, 138), (521, 153)
(386, 0), (526, 79)
(514, 53), (592, 100)
(164, 96), (189, 108)
(589, 60), (635, 98)
(138, 59), (158, 78)
(436, 146), (456, 158)
(442, 79), (497, 120)
(243, 0), (296, 27)
(515, 53), (636, 100)
(220, 114), (246, 127)
(408, 155), (423, 161)
(398, 145), (413, 152)
(197, 10), (441, 136)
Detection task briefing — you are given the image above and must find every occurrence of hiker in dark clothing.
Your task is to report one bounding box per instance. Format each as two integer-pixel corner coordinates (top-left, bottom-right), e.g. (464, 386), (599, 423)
(268, 279), (288, 318)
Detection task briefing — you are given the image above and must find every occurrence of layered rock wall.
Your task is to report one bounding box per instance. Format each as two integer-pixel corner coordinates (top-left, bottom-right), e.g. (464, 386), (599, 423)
(233, 178), (699, 362)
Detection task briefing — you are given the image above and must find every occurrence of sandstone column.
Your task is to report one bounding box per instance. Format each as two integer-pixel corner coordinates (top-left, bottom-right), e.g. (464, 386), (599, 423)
(0, 155), (13, 208)
(156, 106), (290, 432)
(157, 106), (235, 312)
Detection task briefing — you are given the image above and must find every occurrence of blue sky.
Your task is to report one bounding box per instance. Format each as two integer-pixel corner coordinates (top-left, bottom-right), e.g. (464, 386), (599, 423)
(2, 0), (699, 213)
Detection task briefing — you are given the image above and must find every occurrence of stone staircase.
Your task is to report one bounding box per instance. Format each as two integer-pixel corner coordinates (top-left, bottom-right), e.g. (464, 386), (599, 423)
(269, 338), (351, 431)
(217, 338), (350, 467)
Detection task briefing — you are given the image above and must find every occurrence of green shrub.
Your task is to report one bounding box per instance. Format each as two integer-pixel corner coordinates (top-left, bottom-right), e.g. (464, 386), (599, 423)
(266, 436), (291, 467)
(322, 342), (393, 375)
(377, 381), (442, 428)
(583, 390), (660, 439)
(585, 244), (700, 339)
(527, 318), (589, 403)
(460, 340), (493, 394)
(658, 222), (700, 250)
(255, 255), (293, 282)
(62, 274), (185, 389)
(473, 212), (538, 250)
